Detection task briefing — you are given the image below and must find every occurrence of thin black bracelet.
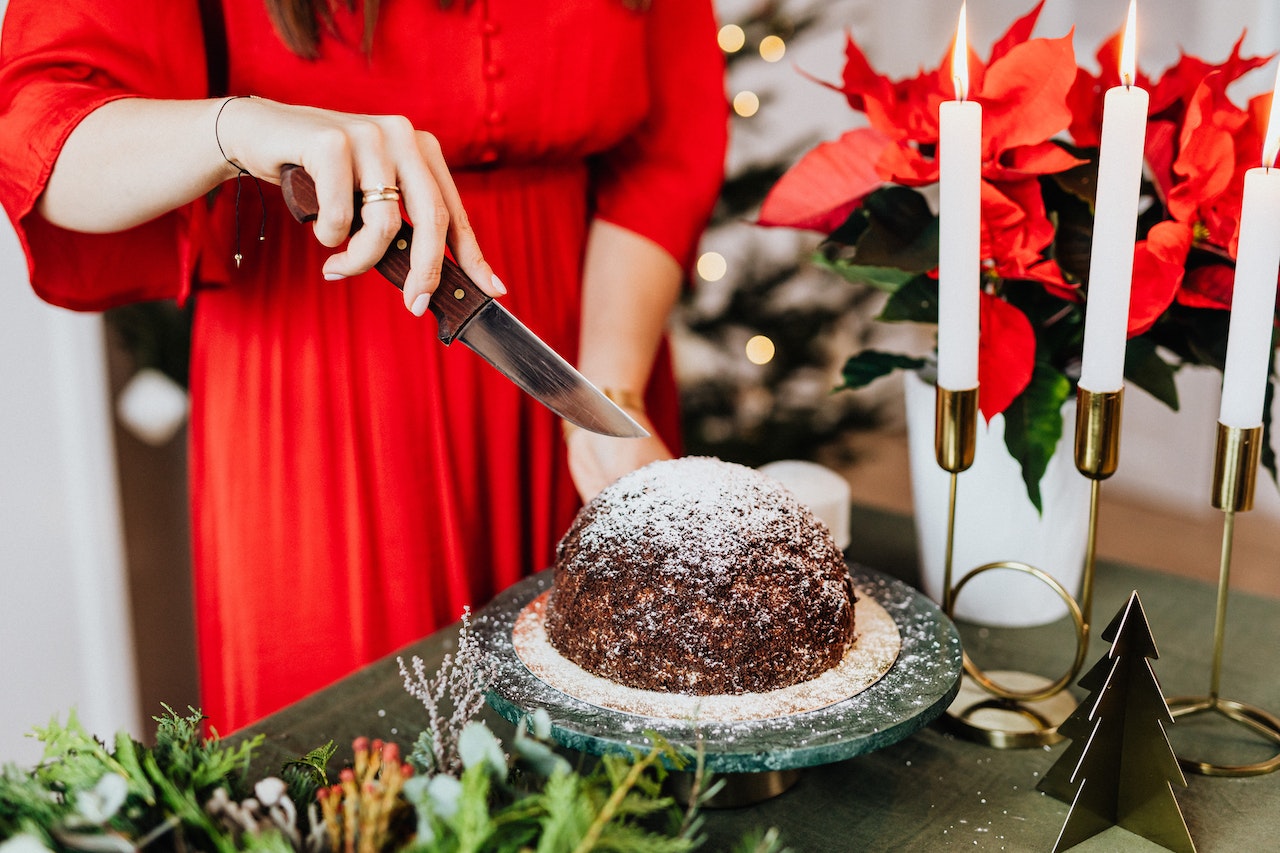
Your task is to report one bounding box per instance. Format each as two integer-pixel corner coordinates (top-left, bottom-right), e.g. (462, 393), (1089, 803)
(214, 95), (266, 268)
(214, 94), (252, 174)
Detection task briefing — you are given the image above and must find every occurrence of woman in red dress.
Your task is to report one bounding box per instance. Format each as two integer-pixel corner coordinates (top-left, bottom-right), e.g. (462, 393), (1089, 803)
(0, 0), (726, 732)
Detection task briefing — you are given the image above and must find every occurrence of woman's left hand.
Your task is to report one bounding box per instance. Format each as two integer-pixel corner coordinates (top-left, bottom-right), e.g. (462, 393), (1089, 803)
(565, 416), (671, 503)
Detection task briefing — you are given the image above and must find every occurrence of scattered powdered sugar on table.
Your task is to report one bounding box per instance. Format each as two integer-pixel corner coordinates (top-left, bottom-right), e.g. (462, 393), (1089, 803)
(512, 590), (901, 722)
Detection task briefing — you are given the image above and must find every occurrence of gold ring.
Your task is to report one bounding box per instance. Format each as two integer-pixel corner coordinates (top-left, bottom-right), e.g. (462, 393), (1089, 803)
(361, 184), (400, 204)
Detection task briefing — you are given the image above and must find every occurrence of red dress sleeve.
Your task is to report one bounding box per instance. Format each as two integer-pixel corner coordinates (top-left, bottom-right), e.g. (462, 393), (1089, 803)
(590, 0), (728, 271)
(0, 0), (210, 310)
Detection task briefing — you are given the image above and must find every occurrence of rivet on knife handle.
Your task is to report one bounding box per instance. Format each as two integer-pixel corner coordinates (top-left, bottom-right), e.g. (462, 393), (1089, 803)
(279, 164), (489, 344)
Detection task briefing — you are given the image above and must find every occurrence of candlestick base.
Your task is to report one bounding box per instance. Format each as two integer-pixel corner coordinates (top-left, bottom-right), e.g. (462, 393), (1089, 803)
(1166, 696), (1280, 777)
(942, 671), (1076, 748)
(939, 559), (1088, 748)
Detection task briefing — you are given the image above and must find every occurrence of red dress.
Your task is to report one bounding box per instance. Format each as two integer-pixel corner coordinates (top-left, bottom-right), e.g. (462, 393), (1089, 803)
(0, 0), (726, 731)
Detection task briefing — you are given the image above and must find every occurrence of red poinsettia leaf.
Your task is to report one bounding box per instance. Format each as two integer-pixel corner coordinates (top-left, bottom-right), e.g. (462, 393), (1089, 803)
(977, 34), (1077, 156)
(978, 179), (1027, 262)
(879, 140), (939, 186)
(986, 141), (1086, 182)
(983, 178), (1056, 271)
(839, 33), (894, 126)
(994, 258), (1081, 303)
(1166, 74), (1250, 224)
(1067, 67), (1106, 149)
(1129, 221), (1191, 335)
(1024, 259), (1079, 302)
(978, 292), (1037, 421)
(1204, 169), (1250, 255)
(1094, 30), (1124, 86)
(758, 127), (891, 231)
(840, 32), (947, 142)
(988, 0), (1045, 65)
(1177, 263), (1235, 310)
(1144, 119), (1178, 204)
(1149, 35), (1273, 117)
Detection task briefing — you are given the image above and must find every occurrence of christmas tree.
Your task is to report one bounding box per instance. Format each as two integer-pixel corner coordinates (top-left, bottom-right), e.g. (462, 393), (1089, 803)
(675, 0), (884, 468)
(1039, 591), (1195, 853)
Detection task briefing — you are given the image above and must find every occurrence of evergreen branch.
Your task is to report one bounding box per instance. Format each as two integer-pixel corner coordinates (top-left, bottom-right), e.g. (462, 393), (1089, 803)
(571, 748), (665, 853)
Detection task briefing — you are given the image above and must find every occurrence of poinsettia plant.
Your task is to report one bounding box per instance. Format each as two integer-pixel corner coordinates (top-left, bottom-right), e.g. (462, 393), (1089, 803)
(759, 0), (1280, 510)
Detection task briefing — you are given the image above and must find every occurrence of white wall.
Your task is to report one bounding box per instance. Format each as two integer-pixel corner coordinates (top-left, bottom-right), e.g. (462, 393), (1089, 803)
(0, 0), (140, 762)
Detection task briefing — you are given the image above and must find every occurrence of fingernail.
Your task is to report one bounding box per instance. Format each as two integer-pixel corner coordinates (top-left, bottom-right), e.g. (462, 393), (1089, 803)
(491, 274), (507, 295)
(324, 272), (346, 281)
(409, 292), (431, 316)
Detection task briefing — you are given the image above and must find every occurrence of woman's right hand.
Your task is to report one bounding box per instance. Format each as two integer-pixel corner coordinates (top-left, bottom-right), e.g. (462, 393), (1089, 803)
(214, 96), (503, 313)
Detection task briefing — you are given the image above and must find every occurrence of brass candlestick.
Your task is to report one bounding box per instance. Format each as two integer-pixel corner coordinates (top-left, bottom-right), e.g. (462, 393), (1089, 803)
(1166, 423), (1280, 776)
(938, 385), (1122, 748)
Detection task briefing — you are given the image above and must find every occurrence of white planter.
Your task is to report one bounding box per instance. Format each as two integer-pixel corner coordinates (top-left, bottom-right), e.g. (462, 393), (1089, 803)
(903, 371), (1092, 627)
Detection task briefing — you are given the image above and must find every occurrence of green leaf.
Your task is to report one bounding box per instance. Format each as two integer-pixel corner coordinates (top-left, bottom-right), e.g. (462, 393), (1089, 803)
(150, 704), (260, 794)
(1124, 337), (1180, 410)
(0, 764), (64, 843)
(240, 830), (300, 852)
(850, 186), (939, 272)
(813, 256), (918, 293)
(111, 732), (156, 806)
(535, 770), (591, 853)
(141, 750), (237, 853)
(839, 351), (927, 392)
(878, 274), (939, 324)
(1001, 364), (1073, 513)
(458, 722), (506, 776)
(450, 763), (497, 853)
(29, 710), (126, 799)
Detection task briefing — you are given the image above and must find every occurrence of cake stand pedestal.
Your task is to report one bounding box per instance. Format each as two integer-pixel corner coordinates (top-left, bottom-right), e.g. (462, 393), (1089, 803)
(474, 564), (963, 805)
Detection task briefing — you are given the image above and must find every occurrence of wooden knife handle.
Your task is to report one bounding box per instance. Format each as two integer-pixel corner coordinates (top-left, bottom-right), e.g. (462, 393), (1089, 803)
(279, 164), (489, 344)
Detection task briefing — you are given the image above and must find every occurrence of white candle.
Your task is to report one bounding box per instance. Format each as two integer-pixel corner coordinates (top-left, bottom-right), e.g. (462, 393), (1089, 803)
(937, 2), (982, 391)
(1219, 65), (1280, 429)
(1079, 0), (1148, 393)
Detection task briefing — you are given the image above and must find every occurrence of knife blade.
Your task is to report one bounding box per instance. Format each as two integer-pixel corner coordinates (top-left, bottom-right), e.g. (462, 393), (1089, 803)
(279, 165), (648, 438)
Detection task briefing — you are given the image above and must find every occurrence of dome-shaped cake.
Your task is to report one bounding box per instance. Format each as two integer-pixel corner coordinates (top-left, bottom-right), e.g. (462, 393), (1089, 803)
(544, 457), (857, 695)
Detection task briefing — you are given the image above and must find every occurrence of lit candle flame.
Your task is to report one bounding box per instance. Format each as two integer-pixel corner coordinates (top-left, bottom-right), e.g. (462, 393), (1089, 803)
(1120, 0), (1138, 88)
(1265, 62), (1280, 169)
(952, 2), (969, 101)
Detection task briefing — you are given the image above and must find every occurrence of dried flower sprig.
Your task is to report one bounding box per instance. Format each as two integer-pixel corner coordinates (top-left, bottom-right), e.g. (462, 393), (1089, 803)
(397, 608), (496, 776)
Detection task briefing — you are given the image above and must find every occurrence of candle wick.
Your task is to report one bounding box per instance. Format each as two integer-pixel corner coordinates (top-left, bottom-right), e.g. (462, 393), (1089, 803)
(1122, 73), (1133, 90)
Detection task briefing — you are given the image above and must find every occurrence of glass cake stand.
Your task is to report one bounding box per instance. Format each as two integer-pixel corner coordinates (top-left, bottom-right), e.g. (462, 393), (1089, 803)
(474, 564), (963, 803)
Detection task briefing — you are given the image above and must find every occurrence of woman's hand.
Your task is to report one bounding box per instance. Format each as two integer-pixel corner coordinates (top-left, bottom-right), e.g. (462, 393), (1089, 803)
(216, 97), (503, 313)
(565, 415), (672, 503)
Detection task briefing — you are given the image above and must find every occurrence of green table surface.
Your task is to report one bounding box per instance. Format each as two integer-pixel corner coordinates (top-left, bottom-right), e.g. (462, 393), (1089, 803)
(234, 505), (1280, 852)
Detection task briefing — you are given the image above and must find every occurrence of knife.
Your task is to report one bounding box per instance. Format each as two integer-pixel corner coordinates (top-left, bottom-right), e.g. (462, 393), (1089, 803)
(279, 165), (648, 438)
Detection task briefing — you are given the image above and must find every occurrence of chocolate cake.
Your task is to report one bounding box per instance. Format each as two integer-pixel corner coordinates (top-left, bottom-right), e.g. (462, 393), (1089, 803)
(544, 457), (857, 695)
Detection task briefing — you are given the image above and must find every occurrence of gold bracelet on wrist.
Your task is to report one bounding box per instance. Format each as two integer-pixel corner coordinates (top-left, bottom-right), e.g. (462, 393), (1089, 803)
(562, 388), (645, 439)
